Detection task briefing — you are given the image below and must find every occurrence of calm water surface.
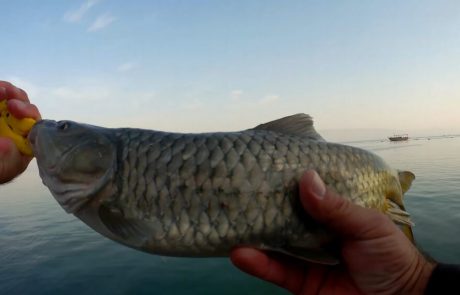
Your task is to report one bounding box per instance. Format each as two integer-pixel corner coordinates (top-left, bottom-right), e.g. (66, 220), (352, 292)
(1, 136), (460, 294)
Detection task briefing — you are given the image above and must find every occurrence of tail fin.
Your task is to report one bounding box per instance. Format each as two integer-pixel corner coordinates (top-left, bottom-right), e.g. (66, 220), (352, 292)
(397, 171), (416, 243)
(398, 171), (415, 194)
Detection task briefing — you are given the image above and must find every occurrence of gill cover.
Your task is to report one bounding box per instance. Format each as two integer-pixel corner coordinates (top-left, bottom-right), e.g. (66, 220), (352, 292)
(31, 120), (117, 213)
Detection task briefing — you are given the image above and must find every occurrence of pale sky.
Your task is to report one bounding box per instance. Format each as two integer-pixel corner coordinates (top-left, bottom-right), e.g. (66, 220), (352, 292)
(2, 1), (460, 137)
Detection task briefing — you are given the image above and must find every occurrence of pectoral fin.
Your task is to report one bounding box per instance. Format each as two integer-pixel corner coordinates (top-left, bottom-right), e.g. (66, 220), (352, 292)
(98, 206), (156, 246)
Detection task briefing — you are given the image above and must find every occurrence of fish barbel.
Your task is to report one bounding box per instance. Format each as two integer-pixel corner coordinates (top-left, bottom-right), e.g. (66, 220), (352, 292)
(29, 114), (415, 264)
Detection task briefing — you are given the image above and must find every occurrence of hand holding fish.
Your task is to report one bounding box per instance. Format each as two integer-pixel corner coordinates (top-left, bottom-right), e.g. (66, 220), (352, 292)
(28, 110), (438, 292)
(231, 170), (436, 295)
(0, 81), (40, 184)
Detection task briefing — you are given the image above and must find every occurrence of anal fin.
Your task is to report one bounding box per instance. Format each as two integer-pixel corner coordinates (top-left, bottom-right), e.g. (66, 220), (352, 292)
(385, 200), (416, 244)
(386, 200), (414, 226)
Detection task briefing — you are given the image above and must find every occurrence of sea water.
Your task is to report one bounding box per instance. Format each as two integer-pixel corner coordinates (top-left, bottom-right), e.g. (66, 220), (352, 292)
(1, 136), (459, 294)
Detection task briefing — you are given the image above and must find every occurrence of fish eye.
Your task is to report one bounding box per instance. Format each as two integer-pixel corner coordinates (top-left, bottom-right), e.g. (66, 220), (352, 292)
(57, 121), (70, 131)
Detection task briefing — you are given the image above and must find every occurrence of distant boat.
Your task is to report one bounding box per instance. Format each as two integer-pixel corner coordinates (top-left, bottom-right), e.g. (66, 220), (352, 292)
(388, 134), (409, 141)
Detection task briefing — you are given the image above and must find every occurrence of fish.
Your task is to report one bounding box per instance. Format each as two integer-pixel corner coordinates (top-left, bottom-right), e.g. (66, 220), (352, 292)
(28, 114), (415, 264)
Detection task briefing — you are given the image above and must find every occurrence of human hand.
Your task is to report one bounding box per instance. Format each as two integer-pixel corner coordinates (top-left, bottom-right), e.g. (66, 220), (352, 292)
(231, 170), (435, 295)
(0, 81), (41, 184)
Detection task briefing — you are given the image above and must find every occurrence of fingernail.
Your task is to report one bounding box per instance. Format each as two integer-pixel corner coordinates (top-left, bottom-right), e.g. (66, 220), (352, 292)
(311, 171), (326, 199)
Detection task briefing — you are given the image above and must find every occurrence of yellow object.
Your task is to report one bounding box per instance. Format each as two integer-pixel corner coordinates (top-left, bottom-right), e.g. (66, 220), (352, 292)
(0, 100), (36, 156)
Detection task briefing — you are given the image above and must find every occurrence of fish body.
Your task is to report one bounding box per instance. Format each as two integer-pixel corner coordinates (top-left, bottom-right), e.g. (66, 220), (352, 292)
(29, 114), (414, 264)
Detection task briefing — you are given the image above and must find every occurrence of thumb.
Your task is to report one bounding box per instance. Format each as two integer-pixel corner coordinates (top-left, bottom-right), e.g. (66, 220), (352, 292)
(299, 170), (395, 240)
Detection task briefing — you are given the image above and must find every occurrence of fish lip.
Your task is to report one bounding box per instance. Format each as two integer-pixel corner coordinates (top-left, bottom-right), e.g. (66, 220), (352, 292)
(28, 119), (47, 147)
(28, 128), (37, 146)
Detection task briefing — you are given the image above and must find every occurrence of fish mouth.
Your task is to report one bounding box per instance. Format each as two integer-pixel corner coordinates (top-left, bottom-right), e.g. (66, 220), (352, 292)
(27, 123), (38, 146)
(28, 121), (58, 172)
(28, 119), (48, 150)
(29, 126), (81, 176)
(29, 122), (91, 214)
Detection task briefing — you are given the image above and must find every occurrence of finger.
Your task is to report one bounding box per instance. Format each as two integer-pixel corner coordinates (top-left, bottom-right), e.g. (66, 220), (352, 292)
(0, 137), (15, 154)
(230, 247), (307, 294)
(0, 81), (29, 102)
(299, 170), (395, 240)
(0, 86), (6, 101)
(0, 137), (27, 184)
(7, 99), (41, 120)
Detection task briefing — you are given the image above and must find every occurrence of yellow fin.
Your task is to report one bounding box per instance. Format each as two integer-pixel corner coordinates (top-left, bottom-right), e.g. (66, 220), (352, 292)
(385, 199), (416, 244)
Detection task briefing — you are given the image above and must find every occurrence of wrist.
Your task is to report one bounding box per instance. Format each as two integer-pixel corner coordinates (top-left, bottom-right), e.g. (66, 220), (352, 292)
(405, 253), (436, 295)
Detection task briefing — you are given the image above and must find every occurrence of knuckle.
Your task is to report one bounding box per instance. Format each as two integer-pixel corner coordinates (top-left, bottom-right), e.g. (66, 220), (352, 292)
(371, 211), (390, 224)
(0, 81), (12, 86)
(323, 193), (352, 221)
(0, 81), (13, 89)
(331, 194), (352, 214)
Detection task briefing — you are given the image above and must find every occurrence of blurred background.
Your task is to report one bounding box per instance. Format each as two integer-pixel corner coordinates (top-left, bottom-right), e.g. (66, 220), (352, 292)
(1, 0), (460, 139)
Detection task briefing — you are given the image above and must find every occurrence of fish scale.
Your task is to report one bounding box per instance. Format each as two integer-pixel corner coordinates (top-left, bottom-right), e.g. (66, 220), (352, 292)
(105, 128), (386, 255)
(30, 114), (415, 264)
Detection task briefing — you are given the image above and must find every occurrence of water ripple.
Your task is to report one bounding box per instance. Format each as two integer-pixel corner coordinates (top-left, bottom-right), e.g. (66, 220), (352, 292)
(2, 139), (460, 294)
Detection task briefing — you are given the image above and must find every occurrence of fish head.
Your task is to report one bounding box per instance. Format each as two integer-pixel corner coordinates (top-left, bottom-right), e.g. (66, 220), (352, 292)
(29, 120), (117, 214)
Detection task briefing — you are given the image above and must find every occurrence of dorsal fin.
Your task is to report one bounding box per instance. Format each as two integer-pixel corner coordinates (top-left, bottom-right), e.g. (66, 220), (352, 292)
(252, 114), (325, 141)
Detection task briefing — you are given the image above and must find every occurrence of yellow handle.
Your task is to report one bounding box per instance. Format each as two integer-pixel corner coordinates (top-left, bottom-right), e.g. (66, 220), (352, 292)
(0, 100), (36, 156)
